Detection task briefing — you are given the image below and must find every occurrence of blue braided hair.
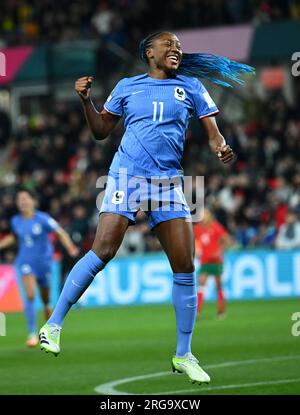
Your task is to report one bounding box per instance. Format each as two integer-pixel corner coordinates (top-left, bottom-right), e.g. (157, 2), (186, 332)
(139, 32), (255, 88)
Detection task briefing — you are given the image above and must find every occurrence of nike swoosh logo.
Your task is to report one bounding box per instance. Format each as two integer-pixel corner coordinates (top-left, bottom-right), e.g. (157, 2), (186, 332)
(131, 90), (144, 95)
(187, 304), (196, 308)
(72, 279), (83, 288)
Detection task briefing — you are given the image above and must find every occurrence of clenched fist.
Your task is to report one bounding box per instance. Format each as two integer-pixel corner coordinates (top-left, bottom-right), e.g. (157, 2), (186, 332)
(75, 76), (93, 100)
(215, 144), (235, 164)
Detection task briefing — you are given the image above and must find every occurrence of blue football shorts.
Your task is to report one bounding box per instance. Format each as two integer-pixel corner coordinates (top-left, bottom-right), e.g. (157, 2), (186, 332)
(16, 259), (52, 288)
(99, 172), (192, 229)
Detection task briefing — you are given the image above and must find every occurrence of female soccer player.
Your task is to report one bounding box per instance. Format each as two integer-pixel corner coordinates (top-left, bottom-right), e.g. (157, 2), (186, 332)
(194, 209), (234, 319)
(40, 31), (254, 384)
(0, 188), (78, 347)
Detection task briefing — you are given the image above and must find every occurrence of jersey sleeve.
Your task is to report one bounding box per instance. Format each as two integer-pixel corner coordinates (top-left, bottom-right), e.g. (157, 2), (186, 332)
(103, 79), (125, 117)
(191, 78), (219, 119)
(41, 213), (59, 233)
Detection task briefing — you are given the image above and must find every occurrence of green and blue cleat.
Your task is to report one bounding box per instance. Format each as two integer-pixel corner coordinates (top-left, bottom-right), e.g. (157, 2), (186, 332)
(39, 323), (61, 357)
(172, 352), (211, 385)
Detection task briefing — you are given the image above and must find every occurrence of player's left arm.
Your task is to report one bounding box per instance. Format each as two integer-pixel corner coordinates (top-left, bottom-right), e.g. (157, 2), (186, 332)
(200, 116), (235, 164)
(55, 226), (79, 258)
(193, 224), (202, 256)
(220, 233), (235, 250)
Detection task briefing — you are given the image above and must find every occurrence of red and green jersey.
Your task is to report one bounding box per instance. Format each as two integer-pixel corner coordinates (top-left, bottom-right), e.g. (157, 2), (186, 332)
(194, 220), (227, 264)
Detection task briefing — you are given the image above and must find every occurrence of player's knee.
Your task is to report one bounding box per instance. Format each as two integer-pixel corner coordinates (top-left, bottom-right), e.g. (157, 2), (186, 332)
(93, 245), (118, 264)
(172, 257), (195, 273)
(27, 294), (35, 302)
(41, 296), (49, 305)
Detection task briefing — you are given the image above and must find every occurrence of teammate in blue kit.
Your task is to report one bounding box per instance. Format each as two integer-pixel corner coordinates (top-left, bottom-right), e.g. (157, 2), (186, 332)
(0, 188), (78, 347)
(40, 32), (254, 383)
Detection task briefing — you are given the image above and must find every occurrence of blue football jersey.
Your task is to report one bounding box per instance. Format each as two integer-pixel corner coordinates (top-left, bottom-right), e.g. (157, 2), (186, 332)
(11, 211), (58, 263)
(103, 73), (219, 177)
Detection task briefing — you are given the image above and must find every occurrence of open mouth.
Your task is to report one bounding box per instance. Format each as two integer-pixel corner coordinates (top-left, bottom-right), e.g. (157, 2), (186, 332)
(167, 55), (179, 65)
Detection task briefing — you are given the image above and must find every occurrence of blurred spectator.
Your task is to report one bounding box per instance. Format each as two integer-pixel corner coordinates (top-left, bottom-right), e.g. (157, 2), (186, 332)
(289, 174), (300, 211)
(256, 222), (277, 248)
(92, 2), (116, 39)
(0, 111), (11, 148)
(117, 225), (146, 256)
(275, 210), (300, 250)
(234, 218), (259, 247)
(0, 0), (299, 47)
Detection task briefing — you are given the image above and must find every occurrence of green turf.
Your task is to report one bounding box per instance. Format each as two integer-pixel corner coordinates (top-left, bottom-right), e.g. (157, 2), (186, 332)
(0, 298), (300, 395)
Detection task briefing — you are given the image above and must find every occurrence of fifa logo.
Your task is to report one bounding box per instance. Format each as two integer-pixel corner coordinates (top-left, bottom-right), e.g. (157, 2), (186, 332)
(291, 312), (300, 337)
(0, 312), (6, 336)
(0, 52), (6, 77)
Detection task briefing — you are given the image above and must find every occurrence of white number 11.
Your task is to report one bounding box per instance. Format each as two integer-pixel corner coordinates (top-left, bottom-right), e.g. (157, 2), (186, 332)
(152, 101), (164, 122)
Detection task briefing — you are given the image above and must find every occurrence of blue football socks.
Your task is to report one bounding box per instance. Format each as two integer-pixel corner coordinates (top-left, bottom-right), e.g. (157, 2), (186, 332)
(172, 272), (197, 357)
(47, 250), (105, 326)
(24, 298), (36, 334)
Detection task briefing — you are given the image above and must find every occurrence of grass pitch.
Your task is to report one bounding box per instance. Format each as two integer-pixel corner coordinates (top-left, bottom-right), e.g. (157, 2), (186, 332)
(1, 298), (300, 395)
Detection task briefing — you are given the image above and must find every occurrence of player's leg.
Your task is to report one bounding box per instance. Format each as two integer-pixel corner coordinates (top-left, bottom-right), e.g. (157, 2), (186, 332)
(154, 218), (195, 356)
(39, 213), (129, 355)
(153, 218), (210, 384)
(22, 274), (39, 347)
(197, 272), (208, 317)
(36, 263), (52, 321)
(39, 285), (52, 320)
(215, 273), (226, 318)
(47, 213), (128, 326)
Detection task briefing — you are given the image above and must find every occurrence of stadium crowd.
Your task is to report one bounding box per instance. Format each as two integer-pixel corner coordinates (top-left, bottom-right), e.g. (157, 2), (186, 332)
(1, 0), (300, 262)
(0, 0), (300, 48)
(1, 86), (300, 263)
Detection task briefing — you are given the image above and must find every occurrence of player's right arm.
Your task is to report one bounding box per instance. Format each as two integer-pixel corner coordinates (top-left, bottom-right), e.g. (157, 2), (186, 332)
(0, 234), (16, 250)
(75, 76), (121, 141)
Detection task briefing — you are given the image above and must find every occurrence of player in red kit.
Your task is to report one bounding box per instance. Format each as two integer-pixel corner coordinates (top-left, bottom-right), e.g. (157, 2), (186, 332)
(194, 209), (233, 318)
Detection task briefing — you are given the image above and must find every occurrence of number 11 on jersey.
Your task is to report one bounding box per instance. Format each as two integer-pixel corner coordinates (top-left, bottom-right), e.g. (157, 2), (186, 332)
(152, 101), (164, 122)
